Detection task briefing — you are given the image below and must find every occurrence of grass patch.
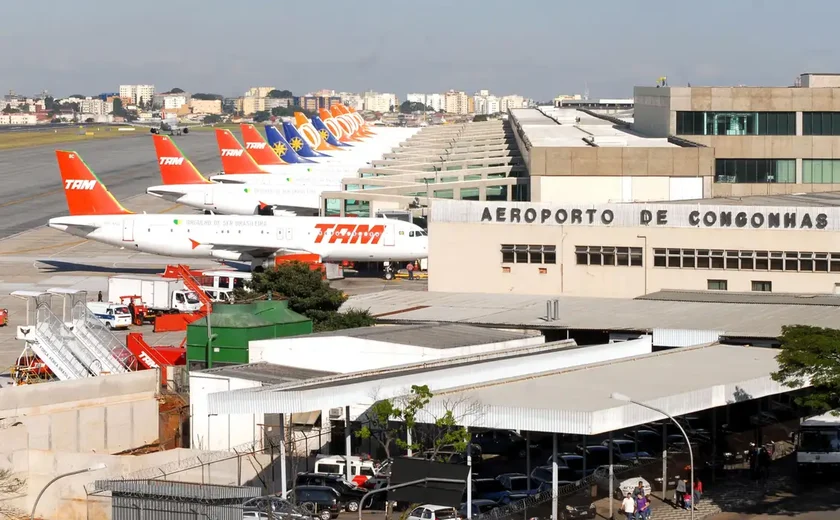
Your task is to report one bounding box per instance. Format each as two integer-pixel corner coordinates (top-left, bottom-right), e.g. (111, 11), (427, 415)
(0, 126), (147, 151)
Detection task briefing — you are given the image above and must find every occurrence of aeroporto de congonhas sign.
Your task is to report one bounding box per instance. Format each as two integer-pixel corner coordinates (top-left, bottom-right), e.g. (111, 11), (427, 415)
(431, 200), (837, 230)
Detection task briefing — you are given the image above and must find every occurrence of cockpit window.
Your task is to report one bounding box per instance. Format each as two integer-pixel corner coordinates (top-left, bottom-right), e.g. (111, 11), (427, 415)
(409, 231), (415, 237)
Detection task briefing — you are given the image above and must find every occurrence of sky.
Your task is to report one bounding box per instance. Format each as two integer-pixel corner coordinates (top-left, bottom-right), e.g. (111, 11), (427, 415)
(3, 0), (839, 101)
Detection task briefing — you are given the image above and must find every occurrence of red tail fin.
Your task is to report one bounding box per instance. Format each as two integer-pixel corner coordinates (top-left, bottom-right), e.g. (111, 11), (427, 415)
(239, 124), (286, 166)
(152, 135), (210, 184)
(214, 129), (267, 175)
(56, 150), (132, 216)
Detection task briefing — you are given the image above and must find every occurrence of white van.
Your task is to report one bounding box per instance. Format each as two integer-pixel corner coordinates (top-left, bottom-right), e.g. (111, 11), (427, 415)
(313, 455), (376, 486)
(86, 302), (132, 330)
(201, 287), (233, 303)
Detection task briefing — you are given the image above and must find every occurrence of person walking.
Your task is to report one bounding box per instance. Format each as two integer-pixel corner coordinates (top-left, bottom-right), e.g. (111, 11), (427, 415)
(97, 291), (103, 302)
(635, 492), (648, 520)
(127, 300), (136, 325)
(406, 261), (415, 280)
(675, 478), (686, 508)
(633, 481), (645, 499)
(621, 492), (636, 520)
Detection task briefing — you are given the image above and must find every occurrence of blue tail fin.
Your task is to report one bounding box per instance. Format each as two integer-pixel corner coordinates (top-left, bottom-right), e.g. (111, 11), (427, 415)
(282, 121), (330, 158)
(264, 125), (315, 163)
(312, 116), (351, 148)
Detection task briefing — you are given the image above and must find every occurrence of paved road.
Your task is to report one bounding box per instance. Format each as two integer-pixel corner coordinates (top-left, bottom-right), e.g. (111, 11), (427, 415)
(0, 132), (221, 238)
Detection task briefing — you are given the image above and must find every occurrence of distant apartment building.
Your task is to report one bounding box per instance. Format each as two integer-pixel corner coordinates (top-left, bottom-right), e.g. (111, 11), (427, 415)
(473, 90), (501, 115)
(444, 90), (471, 114)
(245, 87), (275, 98)
(154, 93), (189, 110)
(78, 97), (112, 115)
(310, 89), (335, 97)
(294, 95), (342, 112)
(119, 84), (155, 105)
(426, 93), (444, 112)
(242, 96), (265, 116)
(0, 113), (36, 125)
(406, 93), (426, 105)
(500, 94), (526, 112)
(190, 99), (222, 115)
(264, 98), (292, 111)
(338, 92), (363, 110)
(363, 92), (397, 112)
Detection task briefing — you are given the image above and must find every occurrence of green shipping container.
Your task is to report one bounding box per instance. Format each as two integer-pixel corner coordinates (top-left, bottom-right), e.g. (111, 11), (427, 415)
(186, 300), (312, 370)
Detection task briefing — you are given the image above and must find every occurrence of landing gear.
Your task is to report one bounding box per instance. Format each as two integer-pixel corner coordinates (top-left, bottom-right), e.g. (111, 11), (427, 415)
(383, 262), (395, 280)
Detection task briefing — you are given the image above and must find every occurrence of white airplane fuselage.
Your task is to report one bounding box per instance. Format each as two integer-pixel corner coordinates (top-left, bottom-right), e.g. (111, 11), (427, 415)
(48, 214), (428, 265)
(147, 176), (345, 215)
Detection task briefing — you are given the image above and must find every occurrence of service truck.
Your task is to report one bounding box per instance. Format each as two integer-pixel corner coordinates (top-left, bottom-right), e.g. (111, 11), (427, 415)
(796, 409), (840, 476)
(108, 276), (202, 313)
(86, 302), (132, 330)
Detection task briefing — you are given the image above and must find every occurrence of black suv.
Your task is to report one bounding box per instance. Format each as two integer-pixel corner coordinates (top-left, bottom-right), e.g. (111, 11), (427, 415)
(289, 486), (343, 520)
(295, 473), (368, 512)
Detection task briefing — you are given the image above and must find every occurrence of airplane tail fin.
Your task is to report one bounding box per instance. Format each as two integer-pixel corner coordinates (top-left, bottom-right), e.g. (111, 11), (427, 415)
(264, 125), (316, 163)
(239, 124), (286, 166)
(214, 129), (268, 175)
(343, 105), (374, 136)
(330, 104), (364, 139)
(319, 108), (354, 145)
(55, 150), (132, 216)
(294, 112), (341, 152)
(312, 115), (349, 148)
(152, 135), (210, 184)
(282, 121), (328, 158)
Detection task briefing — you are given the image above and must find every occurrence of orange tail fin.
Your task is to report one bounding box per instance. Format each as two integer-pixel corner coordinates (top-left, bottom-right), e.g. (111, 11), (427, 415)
(214, 129), (268, 175)
(239, 124), (286, 166)
(293, 113), (310, 128)
(152, 135), (210, 184)
(56, 150), (132, 216)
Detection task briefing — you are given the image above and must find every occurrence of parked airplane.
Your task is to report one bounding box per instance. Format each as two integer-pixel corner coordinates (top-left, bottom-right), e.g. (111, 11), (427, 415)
(147, 134), (331, 216)
(210, 128), (353, 184)
(49, 150), (428, 273)
(128, 108), (205, 136)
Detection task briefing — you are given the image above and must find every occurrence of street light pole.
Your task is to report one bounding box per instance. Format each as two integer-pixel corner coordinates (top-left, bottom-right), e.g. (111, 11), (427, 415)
(611, 392), (693, 520)
(31, 463), (107, 520)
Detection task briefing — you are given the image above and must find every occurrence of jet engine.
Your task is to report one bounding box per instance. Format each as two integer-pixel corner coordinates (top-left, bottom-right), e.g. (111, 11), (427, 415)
(182, 127), (189, 135)
(150, 128), (159, 134)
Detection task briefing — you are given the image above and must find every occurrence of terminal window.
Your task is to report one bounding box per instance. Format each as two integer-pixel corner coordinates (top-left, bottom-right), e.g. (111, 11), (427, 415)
(707, 280), (728, 291)
(752, 281), (772, 292)
(803, 160), (840, 183)
(501, 244), (556, 265)
(676, 111), (795, 136)
(575, 245), (642, 267)
(653, 248), (840, 273)
(803, 112), (840, 135)
(714, 159), (795, 183)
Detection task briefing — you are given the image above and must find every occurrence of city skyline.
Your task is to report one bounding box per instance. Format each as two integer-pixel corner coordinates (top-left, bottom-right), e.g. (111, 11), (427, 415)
(1, 0), (838, 99)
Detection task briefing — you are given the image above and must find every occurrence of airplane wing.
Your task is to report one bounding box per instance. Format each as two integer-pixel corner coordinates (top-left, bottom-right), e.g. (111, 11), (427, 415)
(196, 238), (313, 259)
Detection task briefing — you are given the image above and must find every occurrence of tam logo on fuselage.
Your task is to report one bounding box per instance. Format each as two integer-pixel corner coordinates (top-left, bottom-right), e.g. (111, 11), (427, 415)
(159, 157), (184, 165)
(314, 223), (385, 245)
(64, 179), (96, 190)
(221, 149), (243, 157)
(246, 142), (266, 149)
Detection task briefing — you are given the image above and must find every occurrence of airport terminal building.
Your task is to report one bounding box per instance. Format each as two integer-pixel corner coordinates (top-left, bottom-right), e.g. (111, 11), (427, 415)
(428, 195), (840, 297)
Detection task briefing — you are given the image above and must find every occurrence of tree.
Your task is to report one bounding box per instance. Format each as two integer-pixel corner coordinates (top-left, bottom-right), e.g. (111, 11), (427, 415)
(772, 325), (840, 412)
(84, 117), (95, 123)
(399, 101), (427, 114)
(253, 110), (271, 123)
(233, 262), (375, 332)
(2, 104), (18, 114)
(192, 93), (223, 101)
(203, 114), (223, 124)
(111, 98), (127, 117)
(267, 89), (294, 99)
(44, 95), (55, 110)
(0, 467), (26, 518)
(170, 87), (185, 93)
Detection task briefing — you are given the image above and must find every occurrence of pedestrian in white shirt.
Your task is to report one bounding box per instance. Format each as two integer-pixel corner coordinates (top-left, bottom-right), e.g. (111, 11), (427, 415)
(621, 492), (636, 520)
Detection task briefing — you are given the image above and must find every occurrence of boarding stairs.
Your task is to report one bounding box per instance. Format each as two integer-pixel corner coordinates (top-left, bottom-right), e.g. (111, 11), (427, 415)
(49, 288), (130, 375)
(31, 305), (93, 380)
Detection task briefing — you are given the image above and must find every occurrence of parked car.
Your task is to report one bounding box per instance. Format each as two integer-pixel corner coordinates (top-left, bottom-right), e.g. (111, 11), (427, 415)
(557, 489), (596, 520)
(295, 473), (367, 512)
(472, 430), (538, 458)
(458, 499), (499, 518)
(313, 455), (376, 487)
(288, 486), (343, 520)
(601, 439), (653, 461)
(471, 478), (513, 503)
(243, 497), (311, 520)
(530, 465), (579, 485)
(407, 504), (460, 520)
(496, 473), (547, 496)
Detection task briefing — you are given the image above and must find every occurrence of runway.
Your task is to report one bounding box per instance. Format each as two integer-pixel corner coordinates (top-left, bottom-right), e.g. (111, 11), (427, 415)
(0, 131), (221, 238)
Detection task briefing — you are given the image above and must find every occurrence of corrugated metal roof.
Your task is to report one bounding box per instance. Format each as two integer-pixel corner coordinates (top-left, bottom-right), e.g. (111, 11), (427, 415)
(93, 479), (262, 499)
(197, 362), (337, 384)
(207, 338), (651, 417)
(638, 290), (840, 307)
(342, 289), (840, 339)
(421, 343), (796, 435)
(302, 323), (542, 349)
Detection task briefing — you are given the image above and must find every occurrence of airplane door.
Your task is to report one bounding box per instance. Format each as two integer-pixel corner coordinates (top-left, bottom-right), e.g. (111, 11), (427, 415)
(204, 189), (213, 205)
(122, 219), (134, 242)
(276, 227), (285, 241)
(383, 225), (395, 246)
(285, 228), (293, 241)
